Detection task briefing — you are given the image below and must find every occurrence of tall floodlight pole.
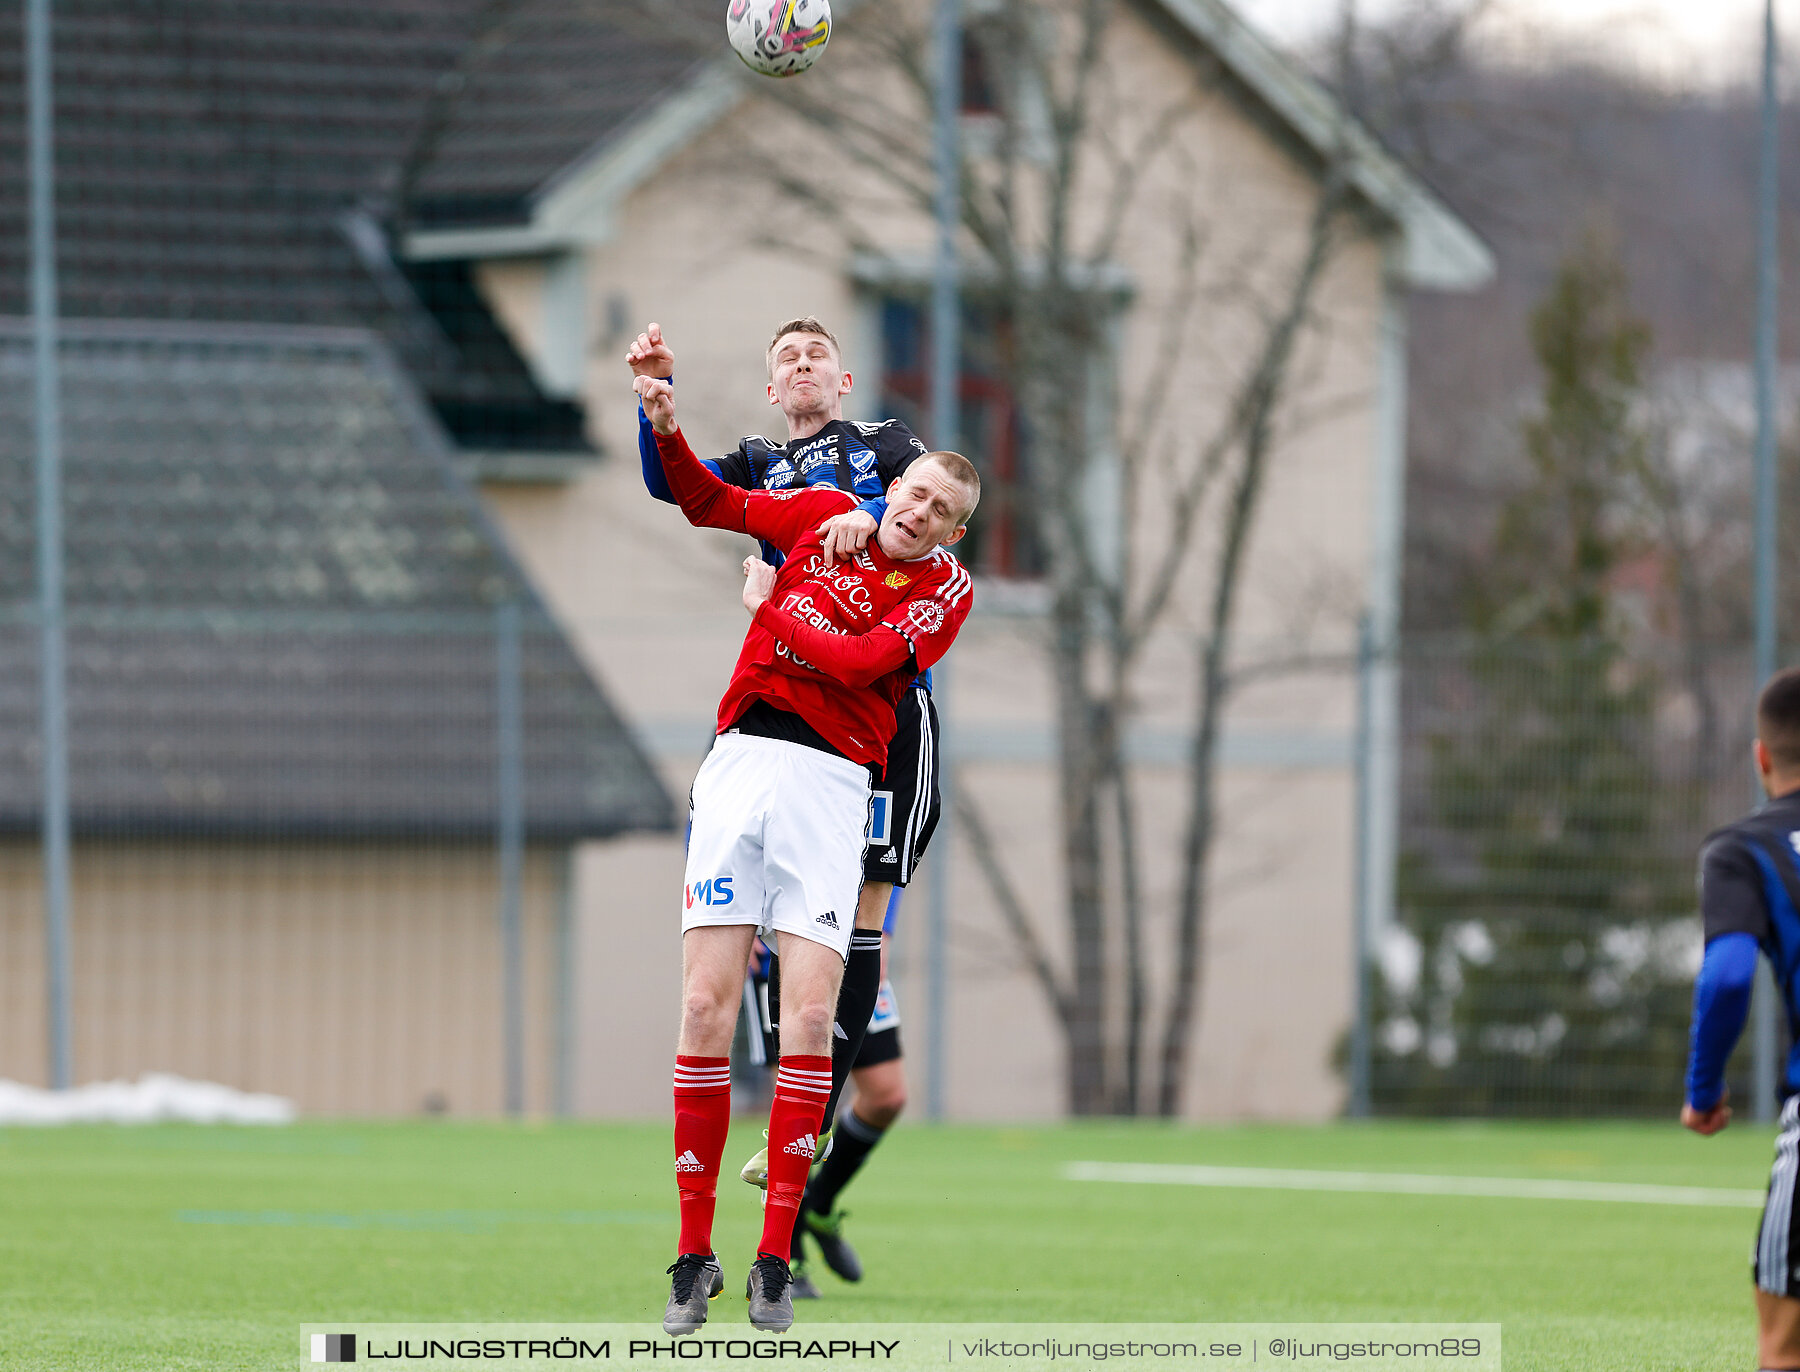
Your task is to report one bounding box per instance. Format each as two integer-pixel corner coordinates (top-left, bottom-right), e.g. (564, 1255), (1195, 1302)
(924, 0), (961, 1123)
(27, 0), (72, 1091)
(1753, 0), (1781, 1125)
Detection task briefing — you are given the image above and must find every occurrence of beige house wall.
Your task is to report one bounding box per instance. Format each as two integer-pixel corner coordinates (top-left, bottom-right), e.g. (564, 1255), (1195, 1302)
(0, 841), (566, 1116)
(479, 1), (1391, 1119)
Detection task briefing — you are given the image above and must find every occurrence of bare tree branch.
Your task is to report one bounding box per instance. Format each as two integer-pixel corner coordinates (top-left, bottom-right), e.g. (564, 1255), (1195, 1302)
(957, 790), (1076, 1026)
(1158, 166), (1352, 1113)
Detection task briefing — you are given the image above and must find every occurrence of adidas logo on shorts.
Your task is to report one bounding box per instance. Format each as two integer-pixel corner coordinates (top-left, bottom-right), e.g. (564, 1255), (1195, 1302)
(783, 1133), (817, 1158)
(675, 1149), (706, 1173)
(880, 847), (898, 863)
(816, 910), (839, 928)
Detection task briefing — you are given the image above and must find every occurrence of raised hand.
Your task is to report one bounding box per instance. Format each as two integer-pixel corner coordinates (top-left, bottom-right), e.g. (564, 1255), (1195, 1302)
(635, 375), (677, 435)
(626, 322), (675, 379)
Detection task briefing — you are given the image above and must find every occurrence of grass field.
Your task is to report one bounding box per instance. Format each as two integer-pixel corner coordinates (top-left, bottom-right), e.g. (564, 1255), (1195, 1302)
(0, 1116), (1775, 1369)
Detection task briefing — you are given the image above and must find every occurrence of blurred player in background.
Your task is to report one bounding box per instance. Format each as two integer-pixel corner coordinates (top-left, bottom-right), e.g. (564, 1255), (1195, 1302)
(630, 319), (937, 1296)
(1682, 666), (1800, 1371)
(636, 368), (974, 1334)
(796, 897), (909, 1289)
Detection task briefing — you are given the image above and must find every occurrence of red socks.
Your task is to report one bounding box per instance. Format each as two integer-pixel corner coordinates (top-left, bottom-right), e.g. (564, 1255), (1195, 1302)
(759, 1054), (831, 1260)
(672, 1055), (731, 1256)
(673, 1052), (831, 1262)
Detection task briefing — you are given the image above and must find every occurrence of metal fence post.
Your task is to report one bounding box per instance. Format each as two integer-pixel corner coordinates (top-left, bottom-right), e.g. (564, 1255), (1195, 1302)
(925, 0), (961, 1124)
(1752, 0), (1781, 1125)
(497, 601), (526, 1117)
(27, 0), (72, 1092)
(1349, 615), (1374, 1118)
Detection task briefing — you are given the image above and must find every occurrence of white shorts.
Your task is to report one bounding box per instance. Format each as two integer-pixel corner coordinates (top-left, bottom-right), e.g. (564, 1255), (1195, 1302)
(682, 732), (871, 959)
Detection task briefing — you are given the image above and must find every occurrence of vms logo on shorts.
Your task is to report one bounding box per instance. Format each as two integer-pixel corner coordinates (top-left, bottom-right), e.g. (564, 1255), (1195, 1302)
(685, 876), (735, 908)
(868, 790), (893, 846)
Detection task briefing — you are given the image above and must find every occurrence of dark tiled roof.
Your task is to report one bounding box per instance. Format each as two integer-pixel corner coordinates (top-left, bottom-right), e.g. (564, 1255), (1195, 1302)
(0, 0), (644, 454)
(0, 322), (675, 838)
(403, 1), (716, 229)
(0, 615), (668, 841)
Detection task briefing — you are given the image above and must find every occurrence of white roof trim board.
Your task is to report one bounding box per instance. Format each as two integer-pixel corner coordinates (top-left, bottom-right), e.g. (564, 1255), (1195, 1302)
(1154, 0), (1492, 289)
(406, 0), (1492, 293)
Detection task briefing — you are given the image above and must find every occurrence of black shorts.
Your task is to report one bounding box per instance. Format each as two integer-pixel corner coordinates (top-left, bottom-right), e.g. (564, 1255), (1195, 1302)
(865, 684), (939, 886)
(853, 1025), (902, 1069)
(1756, 1095), (1800, 1296)
(853, 977), (903, 1068)
(748, 965), (903, 1067)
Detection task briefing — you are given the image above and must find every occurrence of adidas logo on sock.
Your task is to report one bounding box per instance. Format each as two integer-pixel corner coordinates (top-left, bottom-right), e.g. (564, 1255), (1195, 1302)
(675, 1149), (706, 1173)
(815, 910), (839, 928)
(783, 1133), (817, 1158)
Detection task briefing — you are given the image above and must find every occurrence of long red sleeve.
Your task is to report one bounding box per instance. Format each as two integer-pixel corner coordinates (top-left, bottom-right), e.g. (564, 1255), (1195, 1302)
(655, 426), (850, 553)
(654, 426), (749, 533)
(752, 602), (914, 689)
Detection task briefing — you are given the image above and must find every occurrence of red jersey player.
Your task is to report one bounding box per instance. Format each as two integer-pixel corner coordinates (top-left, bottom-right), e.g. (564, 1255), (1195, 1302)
(635, 373), (977, 1335)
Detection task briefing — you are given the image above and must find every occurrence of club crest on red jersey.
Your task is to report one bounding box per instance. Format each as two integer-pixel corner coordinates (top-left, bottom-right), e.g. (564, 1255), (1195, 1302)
(907, 600), (947, 634)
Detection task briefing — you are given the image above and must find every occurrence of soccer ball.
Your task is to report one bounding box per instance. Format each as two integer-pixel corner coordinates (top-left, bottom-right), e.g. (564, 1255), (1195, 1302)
(726, 0), (831, 78)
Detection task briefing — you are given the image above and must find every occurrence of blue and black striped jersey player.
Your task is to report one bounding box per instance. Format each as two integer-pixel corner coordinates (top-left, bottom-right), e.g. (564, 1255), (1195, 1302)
(1685, 666), (1800, 1372)
(629, 317), (933, 1299)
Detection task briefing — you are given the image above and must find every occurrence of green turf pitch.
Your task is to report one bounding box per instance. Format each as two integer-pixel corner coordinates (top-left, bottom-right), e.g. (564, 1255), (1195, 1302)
(0, 1118), (1771, 1368)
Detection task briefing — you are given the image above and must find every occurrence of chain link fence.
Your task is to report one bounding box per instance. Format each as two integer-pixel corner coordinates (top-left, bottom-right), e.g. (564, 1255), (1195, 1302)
(0, 600), (672, 1116)
(0, 0), (687, 1117)
(1367, 634), (1760, 1116)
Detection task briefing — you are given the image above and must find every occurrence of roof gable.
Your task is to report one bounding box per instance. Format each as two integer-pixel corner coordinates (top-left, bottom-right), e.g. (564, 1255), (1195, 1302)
(402, 0), (1492, 291)
(1148, 0), (1492, 289)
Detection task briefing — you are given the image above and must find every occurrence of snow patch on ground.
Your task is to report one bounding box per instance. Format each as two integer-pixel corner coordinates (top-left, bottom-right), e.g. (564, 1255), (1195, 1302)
(0, 1073), (295, 1125)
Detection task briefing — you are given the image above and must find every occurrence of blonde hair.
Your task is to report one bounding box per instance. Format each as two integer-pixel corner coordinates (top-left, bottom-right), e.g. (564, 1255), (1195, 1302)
(916, 450), (981, 522)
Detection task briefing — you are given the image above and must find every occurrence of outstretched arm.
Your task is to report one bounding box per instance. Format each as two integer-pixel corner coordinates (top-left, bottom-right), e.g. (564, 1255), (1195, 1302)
(629, 325), (736, 500)
(1683, 931), (1758, 1132)
(1684, 835), (1774, 1135)
(750, 600), (914, 689)
(629, 324), (684, 502)
(637, 377), (750, 533)
(636, 386), (740, 502)
(637, 396), (679, 503)
(640, 377), (846, 550)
